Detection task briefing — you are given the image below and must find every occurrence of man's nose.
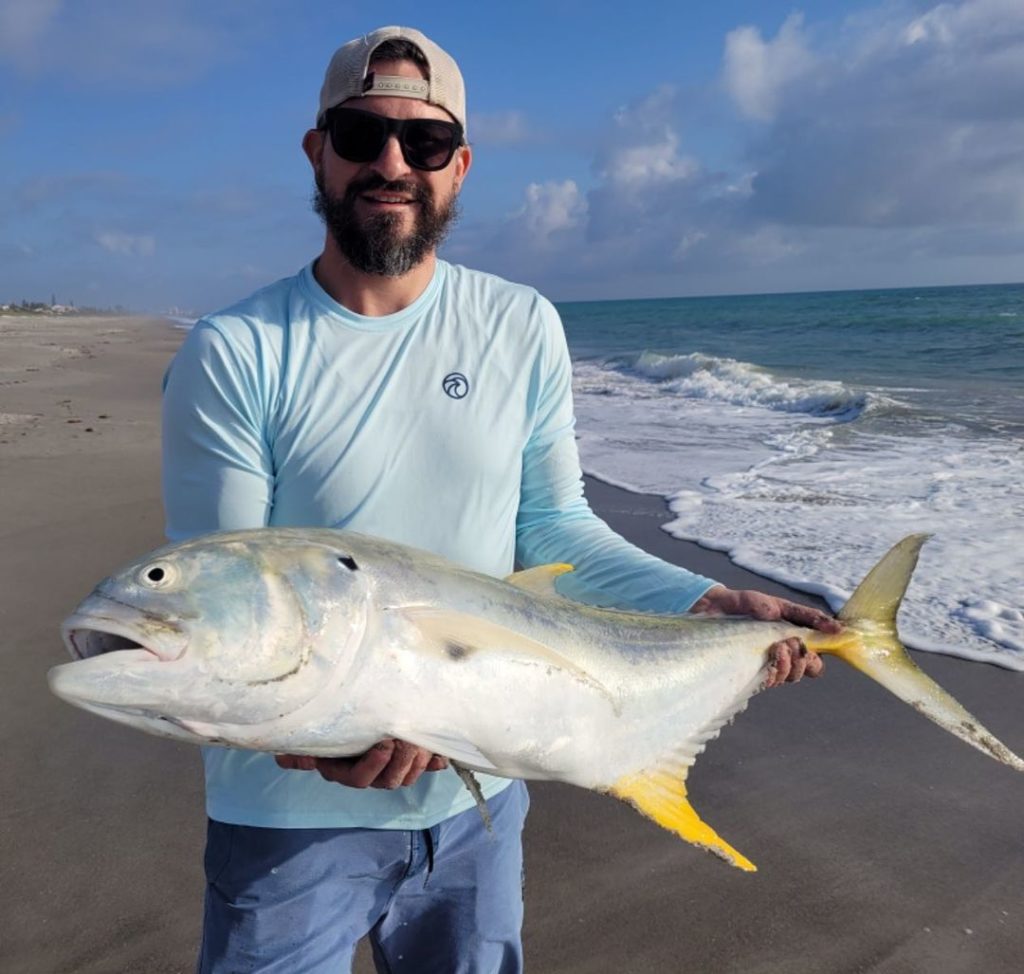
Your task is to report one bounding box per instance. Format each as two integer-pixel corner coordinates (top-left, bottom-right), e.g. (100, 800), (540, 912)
(369, 134), (411, 181)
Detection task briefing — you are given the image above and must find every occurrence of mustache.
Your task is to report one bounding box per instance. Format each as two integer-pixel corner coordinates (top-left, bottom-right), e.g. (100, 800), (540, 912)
(343, 173), (432, 206)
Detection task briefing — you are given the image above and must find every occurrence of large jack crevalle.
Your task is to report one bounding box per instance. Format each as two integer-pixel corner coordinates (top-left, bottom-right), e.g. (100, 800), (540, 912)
(49, 530), (1024, 871)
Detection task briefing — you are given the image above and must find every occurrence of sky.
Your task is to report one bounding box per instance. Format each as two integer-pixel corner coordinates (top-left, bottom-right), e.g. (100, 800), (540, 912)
(1, 0), (1023, 311)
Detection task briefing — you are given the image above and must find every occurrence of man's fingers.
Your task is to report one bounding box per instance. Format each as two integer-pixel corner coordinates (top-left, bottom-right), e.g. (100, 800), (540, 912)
(278, 742), (448, 789)
(778, 600), (842, 633)
(701, 586), (841, 631)
(804, 651), (825, 679)
(767, 641), (793, 686)
(325, 740), (396, 788)
(787, 640), (809, 683)
(375, 740), (422, 790)
(275, 754), (317, 771)
(399, 746), (435, 788)
(766, 638), (825, 687)
(311, 756), (358, 785)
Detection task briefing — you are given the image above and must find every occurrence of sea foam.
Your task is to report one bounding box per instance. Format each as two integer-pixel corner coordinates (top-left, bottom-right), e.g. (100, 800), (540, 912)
(572, 354), (1024, 671)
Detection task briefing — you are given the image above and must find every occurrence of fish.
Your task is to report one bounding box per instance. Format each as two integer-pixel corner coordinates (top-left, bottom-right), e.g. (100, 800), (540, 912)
(48, 529), (1024, 872)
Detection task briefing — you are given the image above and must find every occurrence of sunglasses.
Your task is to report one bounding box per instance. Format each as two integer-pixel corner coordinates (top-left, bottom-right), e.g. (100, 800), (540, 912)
(323, 107), (464, 172)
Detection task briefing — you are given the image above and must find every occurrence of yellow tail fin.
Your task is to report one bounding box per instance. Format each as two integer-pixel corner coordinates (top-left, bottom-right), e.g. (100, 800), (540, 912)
(809, 534), (1024, 772)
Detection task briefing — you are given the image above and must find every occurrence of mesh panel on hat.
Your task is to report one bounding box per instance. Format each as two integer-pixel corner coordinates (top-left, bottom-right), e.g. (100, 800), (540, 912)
(316, 26), (466, 135)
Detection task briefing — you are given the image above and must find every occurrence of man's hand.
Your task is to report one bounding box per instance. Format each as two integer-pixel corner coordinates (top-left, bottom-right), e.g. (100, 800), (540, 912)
(690, 585), (842, 688)
(275, 740), (449, 789)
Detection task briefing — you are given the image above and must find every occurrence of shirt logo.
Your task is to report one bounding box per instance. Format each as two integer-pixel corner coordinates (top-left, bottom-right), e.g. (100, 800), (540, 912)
(442, 372), (470, 399)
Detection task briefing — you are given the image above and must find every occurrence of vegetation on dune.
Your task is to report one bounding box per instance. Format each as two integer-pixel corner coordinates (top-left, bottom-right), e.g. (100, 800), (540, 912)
(0, 299), (130, 317)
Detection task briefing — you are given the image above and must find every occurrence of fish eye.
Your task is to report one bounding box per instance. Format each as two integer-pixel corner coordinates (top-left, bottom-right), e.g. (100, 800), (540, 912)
(337, 555), (359, 572)
(139, 562), (176, 588)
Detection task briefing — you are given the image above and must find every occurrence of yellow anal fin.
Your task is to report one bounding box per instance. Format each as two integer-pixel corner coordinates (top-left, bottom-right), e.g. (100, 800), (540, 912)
(610, 770), (757, 872)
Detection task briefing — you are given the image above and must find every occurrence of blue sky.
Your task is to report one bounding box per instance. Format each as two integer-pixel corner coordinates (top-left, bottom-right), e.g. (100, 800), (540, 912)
(2, 0), (1023, 311)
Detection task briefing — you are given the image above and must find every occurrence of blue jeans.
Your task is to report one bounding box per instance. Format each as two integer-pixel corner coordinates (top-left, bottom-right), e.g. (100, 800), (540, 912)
(197, 781), (529, 974)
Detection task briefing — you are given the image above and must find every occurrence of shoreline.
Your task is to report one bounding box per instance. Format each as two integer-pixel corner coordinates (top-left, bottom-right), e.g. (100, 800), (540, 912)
(581, 473), (833, 608)
(3, 315), (1023, 973)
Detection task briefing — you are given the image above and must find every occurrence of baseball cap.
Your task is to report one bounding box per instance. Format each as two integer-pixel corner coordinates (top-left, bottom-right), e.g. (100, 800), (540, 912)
(316, 26), (467, 136)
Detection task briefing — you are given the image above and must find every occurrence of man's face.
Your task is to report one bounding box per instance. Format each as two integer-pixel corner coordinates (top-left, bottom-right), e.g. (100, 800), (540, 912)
(305, 59), (471, 277)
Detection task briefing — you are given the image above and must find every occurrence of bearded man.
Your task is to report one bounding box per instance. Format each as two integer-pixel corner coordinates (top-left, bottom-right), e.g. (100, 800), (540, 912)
(162, 25), (835, 974)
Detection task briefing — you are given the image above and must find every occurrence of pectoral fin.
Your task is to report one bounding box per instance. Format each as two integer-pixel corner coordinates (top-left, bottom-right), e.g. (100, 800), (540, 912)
(610, 768), (756, 872)
(397, 607), (617, 710)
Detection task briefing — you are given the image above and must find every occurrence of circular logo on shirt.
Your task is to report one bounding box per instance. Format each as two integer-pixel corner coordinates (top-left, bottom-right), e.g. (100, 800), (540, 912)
(442, 372), (470, 399)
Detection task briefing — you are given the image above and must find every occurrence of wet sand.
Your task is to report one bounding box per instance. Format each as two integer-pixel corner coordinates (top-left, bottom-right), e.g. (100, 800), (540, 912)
(2, 315), (1022, 973)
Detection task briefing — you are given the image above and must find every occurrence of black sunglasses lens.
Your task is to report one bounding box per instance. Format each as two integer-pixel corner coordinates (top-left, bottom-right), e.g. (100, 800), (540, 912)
(327, 110), (461, 171)
(329, 112), (387, 163)
(402, 120), (459, 170)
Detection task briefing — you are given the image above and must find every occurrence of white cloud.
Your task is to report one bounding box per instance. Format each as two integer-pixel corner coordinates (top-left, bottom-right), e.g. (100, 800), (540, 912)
(602, 132), (699, 188)
(0, 0), (263, 84)
(723, 12), (815, 122)
(728, 226), (803, 265)
(745, 0), (1024, 228)
(515, 180), (587, 241)
(94, 231), (156, 257)
(672, 230), (708, 262)
(469, 110), (531, 146)
(0, 240), (36, 262)
(455, 1), (1024, 299)
(904, 7), (955, 46)
(602, 86), (700, 190)
(15, 172), (130, 211)
(0, 0), (61, 55)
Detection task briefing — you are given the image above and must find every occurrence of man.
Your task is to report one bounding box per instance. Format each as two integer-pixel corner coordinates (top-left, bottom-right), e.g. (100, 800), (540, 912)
(162, 25), (836, 974)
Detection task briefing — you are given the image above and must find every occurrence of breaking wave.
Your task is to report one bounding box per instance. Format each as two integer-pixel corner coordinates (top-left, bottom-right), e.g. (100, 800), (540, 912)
(573, 351), (871, 421)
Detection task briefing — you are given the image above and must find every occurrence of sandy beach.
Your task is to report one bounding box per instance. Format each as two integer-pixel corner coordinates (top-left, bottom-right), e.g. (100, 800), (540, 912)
(2, 314), (1023, 974)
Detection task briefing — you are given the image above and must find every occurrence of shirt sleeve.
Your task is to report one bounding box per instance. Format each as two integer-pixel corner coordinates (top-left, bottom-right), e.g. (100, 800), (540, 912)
(161, 320), (275, 542)
(514, 297), (718, 614)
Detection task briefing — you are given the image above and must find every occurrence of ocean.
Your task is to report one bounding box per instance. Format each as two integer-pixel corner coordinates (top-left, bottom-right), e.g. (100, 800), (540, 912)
(560, 283), (1024, 671)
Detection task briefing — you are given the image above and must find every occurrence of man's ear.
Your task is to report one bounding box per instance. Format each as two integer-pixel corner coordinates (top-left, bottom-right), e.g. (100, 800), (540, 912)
(453, 143), (472, 193)
(302, 129), (325, 171)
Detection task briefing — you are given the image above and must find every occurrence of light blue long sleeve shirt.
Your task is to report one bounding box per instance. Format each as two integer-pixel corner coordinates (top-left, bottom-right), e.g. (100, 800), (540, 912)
(162, 260), (716, 828)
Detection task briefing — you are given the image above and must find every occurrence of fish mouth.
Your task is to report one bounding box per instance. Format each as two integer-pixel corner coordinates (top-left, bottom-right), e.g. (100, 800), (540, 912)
(66, 627), (153, 660)
(62, 607), (187, 663)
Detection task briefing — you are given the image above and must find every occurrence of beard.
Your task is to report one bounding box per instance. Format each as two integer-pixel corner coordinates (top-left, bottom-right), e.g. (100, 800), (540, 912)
(312, 170), (460, 277)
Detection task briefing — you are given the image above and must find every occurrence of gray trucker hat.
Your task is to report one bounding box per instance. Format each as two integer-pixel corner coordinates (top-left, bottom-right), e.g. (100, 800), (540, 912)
(316, 26), (467, 135)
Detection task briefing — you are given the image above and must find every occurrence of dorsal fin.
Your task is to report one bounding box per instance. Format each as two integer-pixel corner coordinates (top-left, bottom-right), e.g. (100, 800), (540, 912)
(504, 563), (574, 597)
